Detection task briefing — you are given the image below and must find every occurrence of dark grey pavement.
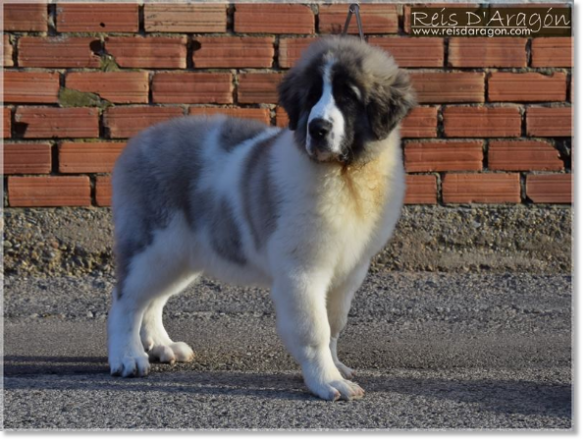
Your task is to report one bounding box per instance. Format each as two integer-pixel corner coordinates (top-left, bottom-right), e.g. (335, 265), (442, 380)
(2, 272), (573, 430)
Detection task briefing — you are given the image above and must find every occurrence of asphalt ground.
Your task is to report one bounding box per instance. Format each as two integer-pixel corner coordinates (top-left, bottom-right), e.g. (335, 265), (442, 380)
(2, 272), (573, 430)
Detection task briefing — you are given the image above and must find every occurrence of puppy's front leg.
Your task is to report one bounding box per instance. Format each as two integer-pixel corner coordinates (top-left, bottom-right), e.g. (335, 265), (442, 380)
(271, 273), (364, 401)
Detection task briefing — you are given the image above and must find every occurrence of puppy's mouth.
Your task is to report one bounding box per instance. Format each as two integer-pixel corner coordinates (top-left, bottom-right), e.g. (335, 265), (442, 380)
(306, 144), (347, 164)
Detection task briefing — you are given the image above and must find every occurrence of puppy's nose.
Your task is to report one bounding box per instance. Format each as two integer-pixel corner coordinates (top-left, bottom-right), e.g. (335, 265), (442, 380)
(309, 119), (333, 140)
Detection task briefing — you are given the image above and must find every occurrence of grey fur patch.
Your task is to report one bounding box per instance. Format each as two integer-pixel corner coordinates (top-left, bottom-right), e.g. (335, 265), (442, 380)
(241, 132), (282, 250)
(112, 117), (218, 297)
(210, 198), (247, 265)
(218, 117), (268, 152)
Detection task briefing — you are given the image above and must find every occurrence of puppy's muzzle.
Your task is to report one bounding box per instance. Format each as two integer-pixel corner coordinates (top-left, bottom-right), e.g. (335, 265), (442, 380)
(307, 118), (339, 162)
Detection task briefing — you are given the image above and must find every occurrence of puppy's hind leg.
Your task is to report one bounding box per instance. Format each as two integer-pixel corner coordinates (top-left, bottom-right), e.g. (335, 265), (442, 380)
(108, 221), (195, 377)
(140, 276), (199, 364)
(327, 262), (369, 380)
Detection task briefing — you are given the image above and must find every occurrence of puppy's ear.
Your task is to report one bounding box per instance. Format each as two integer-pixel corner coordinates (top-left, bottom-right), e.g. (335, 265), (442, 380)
(367, 69), (416, 140)
(278, 70), (302, 131)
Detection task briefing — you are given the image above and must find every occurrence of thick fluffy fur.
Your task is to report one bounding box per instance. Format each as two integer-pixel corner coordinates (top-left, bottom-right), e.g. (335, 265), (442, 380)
(107, 36), (415, 401)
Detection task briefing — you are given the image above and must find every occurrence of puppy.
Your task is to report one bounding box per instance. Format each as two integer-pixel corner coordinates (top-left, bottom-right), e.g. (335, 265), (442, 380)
(107, 36), (415, 401)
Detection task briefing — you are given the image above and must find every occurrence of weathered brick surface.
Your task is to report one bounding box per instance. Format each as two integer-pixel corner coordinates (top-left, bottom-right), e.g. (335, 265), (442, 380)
(2, 3), (573, 208)
(234, 4), (314, 34)
(404, 175), (437, 204)
(526, 174), (572, 203)
(319, 4), (398, 34)
(404, 141), (483, 172)
(238, 73), (283, 104)
(104, 107), (184, 139)
(193, 37), (274, 68)
(3, 143), (52, 174)
(4, 3), (48, 32)
(4, 35), (14, 67)
(410, 72), (485, 104)
(369, 37), (444, 67)
(65, 72), (149, 104)
(279, 38), (317, 69)
(9, 176), (91, 207)
(275, 107), (290, 128)
(189, 107), (271, 125)
(488, 140), (563, 171)
(56, 4), (139, 32)
(15, 107), (99, 139)
(526, 107), (572, 137)
(531, 38), (573, 68)
(488, 73), (567, 102)
(152, 73), (233, 104)
(18, 37), (101, 68)
(96, 176), (113, 207)
(59, 142), (126, 173)
(443, 173), (521, 204)
(449, 38), (527, 68)
(443, 107), (522, 138)
(401, 107), (438, 138)
(3, 108), (11, 139)
(106, 37), (187, 69)
(4, 72), (60, 104)
(144, 4), (227, 33)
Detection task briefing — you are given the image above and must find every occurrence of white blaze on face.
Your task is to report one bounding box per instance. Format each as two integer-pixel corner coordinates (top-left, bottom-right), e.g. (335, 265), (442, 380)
(306, 59), (345, 159)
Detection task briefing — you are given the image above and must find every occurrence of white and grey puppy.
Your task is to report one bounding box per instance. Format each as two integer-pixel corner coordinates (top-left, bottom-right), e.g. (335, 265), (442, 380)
(107, 36), (415, 401)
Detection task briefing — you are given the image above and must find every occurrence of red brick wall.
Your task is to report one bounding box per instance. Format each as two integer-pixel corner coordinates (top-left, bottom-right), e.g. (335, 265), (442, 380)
(2, 3), (573, 207)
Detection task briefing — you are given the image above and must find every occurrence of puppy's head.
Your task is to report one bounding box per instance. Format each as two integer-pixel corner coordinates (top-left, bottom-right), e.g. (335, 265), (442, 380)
(278, 36), (416, 165)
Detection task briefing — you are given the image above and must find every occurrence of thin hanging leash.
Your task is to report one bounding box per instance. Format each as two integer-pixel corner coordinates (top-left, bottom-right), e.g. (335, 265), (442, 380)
(342, 3), (365, 40)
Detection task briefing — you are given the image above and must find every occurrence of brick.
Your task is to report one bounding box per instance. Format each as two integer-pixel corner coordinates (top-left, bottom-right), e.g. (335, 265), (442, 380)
(193, 37), (274, 68)
(488, 140), (563, 171)
(526, 174), (572, 204)
(404, 175), (437, 204)
(96, 176), (113, 207)
(4, 3), (48, 31)
(104, 107), (184, 139)
(404, 140), (483, 172)
(442, 173), (520, 204)
(106, 37), (187, 69)
(532, 38), (573, 68)
(3, 107), (11, 138)
(369, 37), (443, 68)
(235, 4), (314, 34)
(4, 35), (13, 67)
(279, 38), (317, 69)
(488, 73), (567, 103)
(319, 4), (398, 34)
(238, 73), (283, 104)
(66, 72), (149, 104)
(404, 4), (480, 33)
(4, 72), (60, 104)
(189, 107), (271, 125)
(59, 142), (126, 173)
(410, 72), (484, 104)
(144, 4), (226, 33)
(401, 107), (438, 138)
(526, 107), (572, 137)
(56, 3), (139, 32)
(443, 107), (522, 138)
(449, 38), (527, 68)
(15, 107), (99, 139)
(276, 107), (290, 128)
(153, 73), (233, 105)
(18, 37), (101, 68)
(9, 176), (91, 207)
(3, 143), (52, 174)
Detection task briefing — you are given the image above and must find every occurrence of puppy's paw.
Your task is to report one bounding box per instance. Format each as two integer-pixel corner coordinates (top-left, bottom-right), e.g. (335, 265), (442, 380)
(308, 378), (365, 401)
(109, 351), (150, 378)
(335, 361), (356, 380)
(148, 342), (194, 364)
